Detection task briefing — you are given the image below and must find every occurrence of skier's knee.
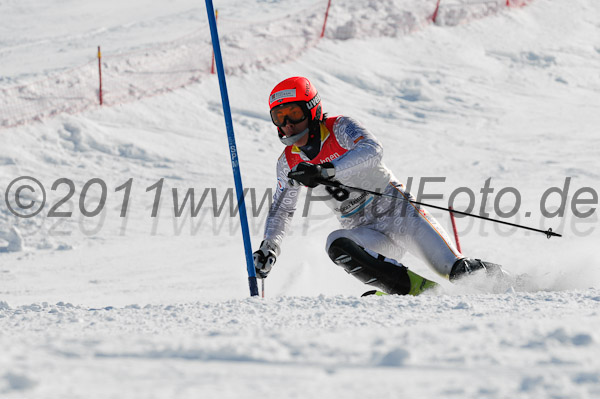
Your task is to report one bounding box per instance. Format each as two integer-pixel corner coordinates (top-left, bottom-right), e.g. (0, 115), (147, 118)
(325, 229), (353, 255)
(327, 237), (362, 269)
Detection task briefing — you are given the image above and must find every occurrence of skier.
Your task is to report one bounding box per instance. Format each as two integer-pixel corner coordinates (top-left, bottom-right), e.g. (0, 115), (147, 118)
(253, 76), (503, 295)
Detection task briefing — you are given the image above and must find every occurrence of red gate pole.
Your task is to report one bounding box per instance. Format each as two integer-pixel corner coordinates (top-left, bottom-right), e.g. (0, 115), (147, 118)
(97, 46), (103, 106)
(320, 0), (332, 38)
(449, 206), (462, 253)
(211, 9), (218, 74)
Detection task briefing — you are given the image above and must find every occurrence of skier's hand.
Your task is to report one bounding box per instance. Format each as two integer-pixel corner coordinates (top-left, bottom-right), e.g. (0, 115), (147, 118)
(288, 162), (335, 188)
(253, 240), (280, 279)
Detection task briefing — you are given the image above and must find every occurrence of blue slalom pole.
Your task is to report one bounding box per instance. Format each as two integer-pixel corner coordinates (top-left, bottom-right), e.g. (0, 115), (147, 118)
(205, 0), (258, 297)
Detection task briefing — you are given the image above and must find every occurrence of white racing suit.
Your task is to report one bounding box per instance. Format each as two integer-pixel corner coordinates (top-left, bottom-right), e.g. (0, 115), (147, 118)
(263, 116), (463, 278)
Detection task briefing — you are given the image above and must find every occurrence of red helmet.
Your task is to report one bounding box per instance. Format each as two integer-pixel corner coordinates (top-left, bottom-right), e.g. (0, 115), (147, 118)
(268, 77), (323, 123)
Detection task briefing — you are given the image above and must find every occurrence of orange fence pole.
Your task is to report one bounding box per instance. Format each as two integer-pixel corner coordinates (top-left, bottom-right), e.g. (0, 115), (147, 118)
(432, 0), (441, 23)
(320, 0), (332, 38)
(97, 46), (103, 105)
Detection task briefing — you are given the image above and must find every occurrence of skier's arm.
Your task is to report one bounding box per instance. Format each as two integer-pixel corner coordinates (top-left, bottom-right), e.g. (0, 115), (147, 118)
(255, 155), (300, 278)
(262, 154), (301, 250)
(329, 116), (384, 183)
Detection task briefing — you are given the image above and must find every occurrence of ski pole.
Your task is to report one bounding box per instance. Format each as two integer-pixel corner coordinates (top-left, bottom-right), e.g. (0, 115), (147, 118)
(315, 179), (562, 239)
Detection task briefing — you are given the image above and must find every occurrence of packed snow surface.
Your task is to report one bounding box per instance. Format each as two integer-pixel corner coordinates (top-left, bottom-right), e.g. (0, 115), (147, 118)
(1, 0), (600, 397)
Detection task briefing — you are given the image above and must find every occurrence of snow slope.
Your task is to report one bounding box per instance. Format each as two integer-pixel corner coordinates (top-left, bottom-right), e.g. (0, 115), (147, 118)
(1, 0), (600, 397)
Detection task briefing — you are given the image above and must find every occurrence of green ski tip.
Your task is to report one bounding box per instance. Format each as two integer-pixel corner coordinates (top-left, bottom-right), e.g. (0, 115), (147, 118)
(361, 290), (389, 297)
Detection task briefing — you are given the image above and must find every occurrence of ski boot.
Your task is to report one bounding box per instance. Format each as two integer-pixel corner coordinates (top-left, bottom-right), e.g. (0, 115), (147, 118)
(449, 258), (512, 292)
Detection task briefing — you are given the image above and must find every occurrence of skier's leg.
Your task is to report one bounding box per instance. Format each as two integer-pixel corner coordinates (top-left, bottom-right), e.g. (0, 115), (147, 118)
(325, 229), (436, 295)
(384, 185), (507, 281)
(396, 205), (508, 280)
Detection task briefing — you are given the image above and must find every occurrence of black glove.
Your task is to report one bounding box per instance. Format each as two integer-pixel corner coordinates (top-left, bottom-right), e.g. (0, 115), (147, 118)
(253, 240), (280, 279)
(288, 162), (335, 188)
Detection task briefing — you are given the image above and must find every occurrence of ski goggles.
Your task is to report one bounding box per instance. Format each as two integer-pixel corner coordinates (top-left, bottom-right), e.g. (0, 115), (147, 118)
(270, 102), (307, 127)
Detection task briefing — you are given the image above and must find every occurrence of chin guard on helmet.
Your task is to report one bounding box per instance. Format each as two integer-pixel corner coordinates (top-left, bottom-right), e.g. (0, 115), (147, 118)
(279, 127), (309, 146)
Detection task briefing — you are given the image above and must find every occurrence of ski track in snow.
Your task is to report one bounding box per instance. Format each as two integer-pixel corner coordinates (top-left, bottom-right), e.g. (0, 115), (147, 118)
(1, 0), (600, 397)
